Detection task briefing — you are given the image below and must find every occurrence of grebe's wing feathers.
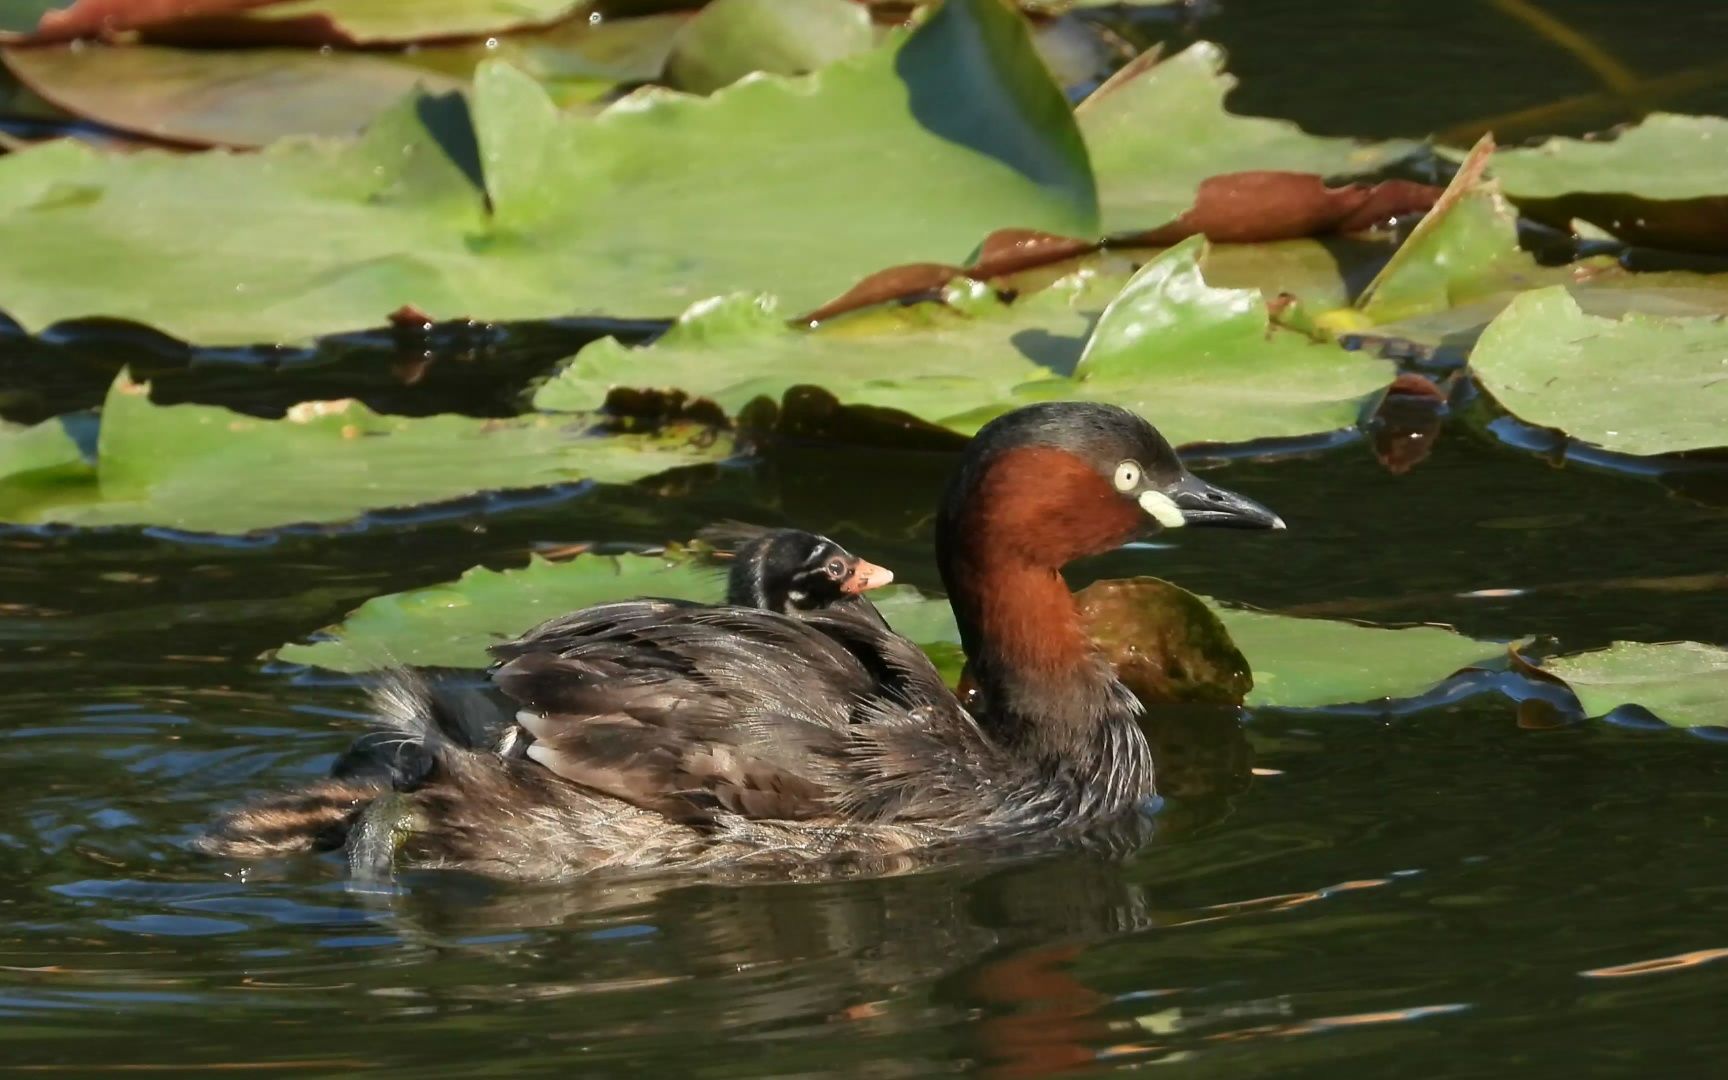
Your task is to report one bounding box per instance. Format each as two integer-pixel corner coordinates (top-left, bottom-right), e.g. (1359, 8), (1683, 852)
(487, 601), (906, 824)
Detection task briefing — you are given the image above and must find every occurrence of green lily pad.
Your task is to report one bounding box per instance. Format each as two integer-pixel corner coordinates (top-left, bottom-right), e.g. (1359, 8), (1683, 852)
(1356, 137), (1540, 325)
(230, 0), (584, 44)
(1467, 286), (1728, 457)
(1058, 236), (1391, 445)
(1217, 605), (1504, 709)
(1360, 133), (1728, 345)
(281, 552), (1503, 712)
(1, 43), (469, 146)
(1, 16), (685, 146)
(1487, 114), (1728, 254)
(1489, 114), (1728, 202)
(1354, 265), (1728, 355)
(664, 0), (872, 95)
(1078, 42), (1420, 235)
(0, 0), (1095, 345)
(278, 550), (732, 670)
(0, 374), (737, 534)
(533, 276), (1104, 433)
(0, 413), (85, 479)
(1543, 641), (1728, 730)
(537, 237), (1393, 447)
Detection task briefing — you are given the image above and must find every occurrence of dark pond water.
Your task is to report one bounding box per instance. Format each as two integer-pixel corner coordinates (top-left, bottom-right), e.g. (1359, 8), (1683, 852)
(5, 1), (1728, 1075)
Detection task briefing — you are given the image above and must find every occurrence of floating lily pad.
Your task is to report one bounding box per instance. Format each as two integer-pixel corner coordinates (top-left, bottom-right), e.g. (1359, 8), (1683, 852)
(1490, 115), (1728, 202)
(1488, 114), (1728, 253)
(1356, 136), (1540, 325)
(14, 0), (586, 45)
(0, 374), (737, 534)
(278, 550), (731, 670)
(1543, 641), (1728, 730)
(1057, 236), (1392, 445)
(664, 0), (872, 94)
(281, 552), (1503, 712)
(1, 43), (469, 146)
(1467, 286), (1728, 457)
(538, 237), (1393, 447)
(1355, 134), (1728, 351)
(216, 0), (585, 45)
(0, 0), (1094, 345)
(0, 413), (85, 479)
(1217, 605), (1504, 709)
(534, 277), (1102, 433)
(1078, 42), (1420, 235)
(1, 16), (685, 146)
(1354, 265), (1728, 357)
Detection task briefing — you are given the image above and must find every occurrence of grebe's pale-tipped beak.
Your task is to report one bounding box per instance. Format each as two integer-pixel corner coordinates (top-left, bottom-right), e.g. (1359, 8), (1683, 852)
(842, 559), (895, 594)
(1142, 474), (1286, 531)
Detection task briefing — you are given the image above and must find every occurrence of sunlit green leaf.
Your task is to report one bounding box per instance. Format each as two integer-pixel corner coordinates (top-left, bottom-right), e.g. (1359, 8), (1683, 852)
(1357, 137), (1539, 324)
(533, 278), (1101, 433)
(0, 16), (685, 146)
(1059, 236), (1391, 445)
(1485, 113), (1728, 253)
(1490, 114), (1728, 202)
(1219, 607), (1502, 709)
(0, 0), (1094, 345)
(1545, 640), (1728, 729)
(663, 0), (872, 94)
(537, 238), (1393, 447)
(1355, 267), (1728, 354)
(0, 374), (738, 534)
(1468, 286), (1728, 457)
(0, 413), (85, 481)
(1, 43), (469, 146)
(240, 0), (585, 44)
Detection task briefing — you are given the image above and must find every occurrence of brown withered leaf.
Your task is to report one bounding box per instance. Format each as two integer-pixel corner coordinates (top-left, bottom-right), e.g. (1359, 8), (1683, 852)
(1074, 577), (1252, 706)
(1367, 371), (1448, 476)
(387, 304), (436, 331)
(1133, 172), (1441, 245)
(801, 263), (959, 325)
(969, 228), (1098, 277)
(19, 0), (278, 42)
(809, 175), (1438, 321)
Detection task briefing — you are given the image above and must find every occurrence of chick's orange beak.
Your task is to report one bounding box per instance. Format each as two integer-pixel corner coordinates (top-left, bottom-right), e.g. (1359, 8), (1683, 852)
(842, 558), (894, 595)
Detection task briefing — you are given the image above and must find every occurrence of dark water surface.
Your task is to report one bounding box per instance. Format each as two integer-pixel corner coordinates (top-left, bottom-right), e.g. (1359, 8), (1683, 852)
(5, 1), (1728, 1075)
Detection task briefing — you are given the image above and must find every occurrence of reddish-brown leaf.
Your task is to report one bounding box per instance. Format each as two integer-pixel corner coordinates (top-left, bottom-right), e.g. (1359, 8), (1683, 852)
(27, 0), (281, 42)
(808, 175), (1439, 322)
(1368, 372), (1448, 475)
(19, 0), (578, 46)
(969, 228), (1097, 278)
(1134, 172), (1441, 245)
(801, 262), (961, 324)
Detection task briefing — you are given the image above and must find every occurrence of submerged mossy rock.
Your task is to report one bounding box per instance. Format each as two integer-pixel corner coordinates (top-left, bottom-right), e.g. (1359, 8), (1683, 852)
(1074, 576), (1253, 706)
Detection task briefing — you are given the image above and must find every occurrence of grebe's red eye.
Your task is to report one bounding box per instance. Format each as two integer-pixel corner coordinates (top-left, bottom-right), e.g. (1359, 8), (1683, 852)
(826, 559), (846, 579)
